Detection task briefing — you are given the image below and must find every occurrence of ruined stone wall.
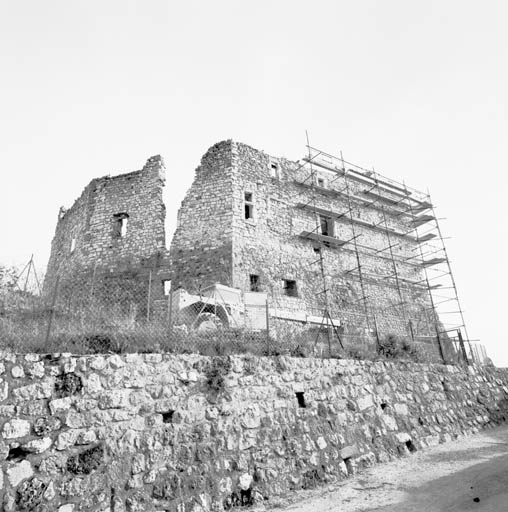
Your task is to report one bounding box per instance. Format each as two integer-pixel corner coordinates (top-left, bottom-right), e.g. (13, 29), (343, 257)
(45, 141), (446, 351)
(225, 142), (435, 351)
(169, 140), (442, 355)
(0, 352), (507, 511)
(43, 156), (171, 315)
(169, 141), (235, 292)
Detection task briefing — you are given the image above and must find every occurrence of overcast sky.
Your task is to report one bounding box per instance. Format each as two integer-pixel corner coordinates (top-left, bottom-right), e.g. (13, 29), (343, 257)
(1, 1), (507, 365)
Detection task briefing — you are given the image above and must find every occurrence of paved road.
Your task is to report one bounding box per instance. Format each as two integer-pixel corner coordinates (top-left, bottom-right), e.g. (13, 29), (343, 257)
(271, 425), (508, 512)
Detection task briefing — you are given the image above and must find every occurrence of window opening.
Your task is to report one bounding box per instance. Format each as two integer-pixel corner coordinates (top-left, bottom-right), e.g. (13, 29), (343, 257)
(244, 192), (254, 220)
(162, 410), (175, 423)
(113, 213), (129, 238)
(70, 236), (76, 254)
(295, 391), (306, 408)
(317, 177), (325, 188)
(249, 274), (260, 292)
(269, 159), (280, 179)
(406, 440), (417, 453)
(283, 279), (298, 297)
(162, 279), (171, 296)
(319, 215), (334, 237)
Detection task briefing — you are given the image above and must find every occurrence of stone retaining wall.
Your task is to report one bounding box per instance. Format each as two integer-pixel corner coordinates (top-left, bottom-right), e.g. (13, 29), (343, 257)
(0, 352), (507, 511)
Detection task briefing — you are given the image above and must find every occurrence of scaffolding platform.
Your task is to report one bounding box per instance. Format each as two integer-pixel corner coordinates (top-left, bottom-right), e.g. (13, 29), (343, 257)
(299, 231), (349, 248)
(421, 257), (447, 267)
(412, 215), (435, 227)
(292, 139), (474, 363)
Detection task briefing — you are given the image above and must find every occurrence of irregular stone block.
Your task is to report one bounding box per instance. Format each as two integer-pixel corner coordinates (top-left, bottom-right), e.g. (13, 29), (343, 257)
(16, 400), (48, 417)
(357, 395), (374, 411)
(55, 373), (83, 398)
(65, 410), (89, 429)
(43, 481), (56, 500)
(394, 403), (409, 416)
(340, 444), (358, 460)
(49, 397), (72, 414)
(84, 373), (102, 393)
(0, 382), (9, 402)
(16, 477), (46, 510)
(7, 460), (33, 486)
(76, 430), (97, 445)
(131, 453), (146, 475)
(11, 366), (24, 378)
(21, 437), (52, 453)
(34, 416), (61, 436)
(108, 354), (125, 369)
(0, 405), (15, 417)
(58, 505), (75, 512)
(2, 419), (30, 439)
(62, 358), (77, 374)
(239, 473), (253, 490)
(98, 390), (131, 409)
(26, 362), (45, 379)
(89, 356), (106, 370)
(13, 379), (53, 400)
(55, 430), (79, 450)
(395, 432), (411, 443)
(316, 436), (327, 449)
(66, 444), (104, 475)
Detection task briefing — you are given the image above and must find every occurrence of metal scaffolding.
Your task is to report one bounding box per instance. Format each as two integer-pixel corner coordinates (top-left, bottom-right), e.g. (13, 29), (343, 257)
(294, 139), (482, 364)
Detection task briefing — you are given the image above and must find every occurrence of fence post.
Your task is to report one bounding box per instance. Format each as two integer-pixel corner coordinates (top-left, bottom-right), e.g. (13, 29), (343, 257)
(373, 314), (381, 353)
(146, 270), (152, 322)
(457, 329), (469, 365)
(44, 275), (60, 348)
(265, 299), (271, 356)
(168, 287), (173, 331)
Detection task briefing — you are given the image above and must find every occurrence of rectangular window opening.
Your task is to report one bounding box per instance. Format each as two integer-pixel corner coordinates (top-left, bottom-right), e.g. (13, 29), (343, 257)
(406, 440), (417, 453)
(319, 215), (334, 237)
(162, 279), (171, 296)
(244, 192), (254, 220)
(295, 391), (306, 408)
(283, 279), (298, 297)
(249, 274), (260, 292)
(162, 410), (175, 423)
(269, 160), (280, 179)
(113, 213), (129, 238)
(317, 177), (325, 188)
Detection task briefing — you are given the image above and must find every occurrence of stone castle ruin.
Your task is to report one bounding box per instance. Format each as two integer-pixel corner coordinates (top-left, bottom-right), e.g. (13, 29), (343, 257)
(44, 140), (467, 360)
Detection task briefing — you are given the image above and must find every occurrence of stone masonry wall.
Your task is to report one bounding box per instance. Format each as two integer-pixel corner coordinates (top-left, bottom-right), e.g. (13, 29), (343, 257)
(230, 142), (436, 344)
(169, 141), (235, 292)
(171, 140), (444, 357)
(43, 156), (171, 318)
(0, 352), (507, 511)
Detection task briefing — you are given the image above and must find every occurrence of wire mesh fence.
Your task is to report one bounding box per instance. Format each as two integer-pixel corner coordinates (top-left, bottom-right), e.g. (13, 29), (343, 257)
(0, 275), (487, 365)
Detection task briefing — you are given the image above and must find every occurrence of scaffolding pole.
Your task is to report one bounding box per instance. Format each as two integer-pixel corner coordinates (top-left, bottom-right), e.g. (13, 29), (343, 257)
(403, 183), (446, 362)
(304, 133), (344, 355)
(372, 172), (414, 342)
(340, 151), (371, 335)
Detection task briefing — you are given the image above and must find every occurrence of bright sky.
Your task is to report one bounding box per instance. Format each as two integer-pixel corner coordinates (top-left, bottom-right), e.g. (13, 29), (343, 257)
(1, 1), (507, 365)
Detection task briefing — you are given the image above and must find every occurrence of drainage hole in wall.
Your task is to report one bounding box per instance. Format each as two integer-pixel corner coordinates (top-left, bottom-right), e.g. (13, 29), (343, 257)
(7, 446), (30, 461)
(295, 392), (306, 408)
(162, 410), (175, 423)
(406, 440), (417, 453)
(343, 457), (354, 475)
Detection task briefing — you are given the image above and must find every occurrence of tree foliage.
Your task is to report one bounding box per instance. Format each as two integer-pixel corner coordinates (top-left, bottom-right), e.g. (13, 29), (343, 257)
(0, 264), (18, 292)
